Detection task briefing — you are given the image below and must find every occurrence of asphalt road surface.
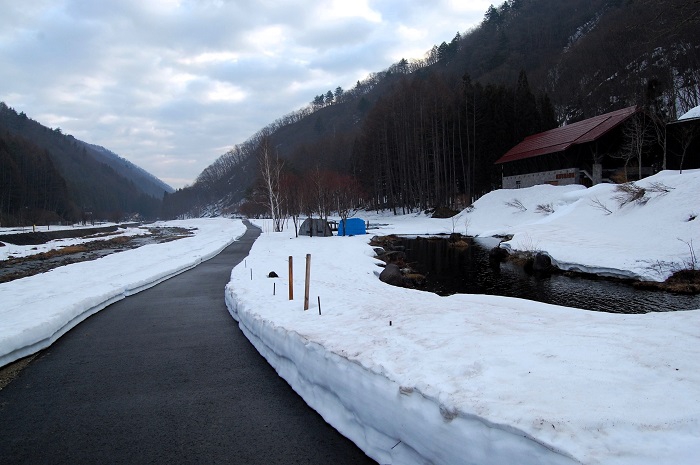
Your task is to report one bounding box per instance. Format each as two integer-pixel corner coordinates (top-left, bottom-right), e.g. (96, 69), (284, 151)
(0, 222), (376, 464)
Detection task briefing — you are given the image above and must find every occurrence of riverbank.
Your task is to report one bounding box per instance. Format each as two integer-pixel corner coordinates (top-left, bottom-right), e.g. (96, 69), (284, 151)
(0, 225), (195, 283)
(463, 170), (700, 282)
(369, 233), (700, 313)
(227, 219), (700, 464)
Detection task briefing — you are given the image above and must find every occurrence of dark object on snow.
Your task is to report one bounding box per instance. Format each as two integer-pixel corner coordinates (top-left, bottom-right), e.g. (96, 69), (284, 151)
(268, 271), (278, 278)
(299, 218), (333, 237)
(338, 218), (366, 236)
(379, 263), (404, 287)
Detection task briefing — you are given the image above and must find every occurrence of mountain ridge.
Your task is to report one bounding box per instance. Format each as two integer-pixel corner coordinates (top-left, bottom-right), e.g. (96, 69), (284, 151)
(84, 143), (174, 198)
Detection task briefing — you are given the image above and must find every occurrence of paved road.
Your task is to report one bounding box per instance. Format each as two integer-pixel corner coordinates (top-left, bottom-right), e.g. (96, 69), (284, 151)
(0, 222), (376, 464)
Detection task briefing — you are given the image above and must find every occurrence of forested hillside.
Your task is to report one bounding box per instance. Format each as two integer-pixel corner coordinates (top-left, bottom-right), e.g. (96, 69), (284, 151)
(0, 131), (73, 225)
(163, 0), (700, 219)
(0, 103), (169, 225)
(85, 144), (173, 199)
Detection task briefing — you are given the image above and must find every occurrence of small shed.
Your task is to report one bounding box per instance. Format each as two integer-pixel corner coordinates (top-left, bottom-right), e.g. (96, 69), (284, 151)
(299, 218), (333, 237)
(338, 218), (366, 236)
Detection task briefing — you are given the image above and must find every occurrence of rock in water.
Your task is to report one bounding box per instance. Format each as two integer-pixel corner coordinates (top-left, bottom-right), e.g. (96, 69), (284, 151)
(379, 263), (403, 287)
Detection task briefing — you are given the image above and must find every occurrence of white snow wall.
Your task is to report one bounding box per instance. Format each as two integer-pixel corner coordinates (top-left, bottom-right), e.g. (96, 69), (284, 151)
(225, 290), (581, 465)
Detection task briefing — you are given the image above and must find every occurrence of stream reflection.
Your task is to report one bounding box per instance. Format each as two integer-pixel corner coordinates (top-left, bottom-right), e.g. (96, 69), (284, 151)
(400, 236), (700, 314)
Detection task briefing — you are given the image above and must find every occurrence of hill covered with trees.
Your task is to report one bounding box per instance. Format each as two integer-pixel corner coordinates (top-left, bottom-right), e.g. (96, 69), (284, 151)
(0, 103), (173, 226)
(163, 0), (700, 219)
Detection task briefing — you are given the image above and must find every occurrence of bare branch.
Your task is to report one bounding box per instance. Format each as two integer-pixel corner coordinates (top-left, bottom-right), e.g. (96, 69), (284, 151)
(590, 197), (613, 215)
(613, 182), (648, 207)
(646, 182), (674, 194)
(505, 198), (527, 212)
(535, 203), (554, 214)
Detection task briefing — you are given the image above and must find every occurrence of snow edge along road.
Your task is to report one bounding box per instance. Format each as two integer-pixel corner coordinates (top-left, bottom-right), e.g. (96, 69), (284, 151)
(224, 290), (580, 465)
(0, 218), (247, 368)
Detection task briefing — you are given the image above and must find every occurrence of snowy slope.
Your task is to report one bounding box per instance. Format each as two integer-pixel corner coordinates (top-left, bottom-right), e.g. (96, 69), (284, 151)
(462, 170), (700, 280)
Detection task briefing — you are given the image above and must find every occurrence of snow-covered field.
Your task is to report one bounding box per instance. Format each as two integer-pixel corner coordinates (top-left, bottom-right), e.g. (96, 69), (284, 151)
(226, 170), (700, 465)
(1, 171), (699, 464)
(0, 218), (246, 367)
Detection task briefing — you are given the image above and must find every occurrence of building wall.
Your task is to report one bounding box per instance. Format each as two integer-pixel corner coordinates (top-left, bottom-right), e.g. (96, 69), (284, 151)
(502, 168), (579, 189)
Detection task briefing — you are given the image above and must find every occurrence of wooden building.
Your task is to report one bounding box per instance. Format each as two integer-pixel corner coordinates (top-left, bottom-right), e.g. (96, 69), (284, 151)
(495, 106), (659, 188)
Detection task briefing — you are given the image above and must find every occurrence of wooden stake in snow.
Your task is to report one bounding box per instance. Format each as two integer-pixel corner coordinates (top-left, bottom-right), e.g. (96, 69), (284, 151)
(304, 254), (311, 310)
(288, 256), (294, 300)
(318, 296), (321, 315)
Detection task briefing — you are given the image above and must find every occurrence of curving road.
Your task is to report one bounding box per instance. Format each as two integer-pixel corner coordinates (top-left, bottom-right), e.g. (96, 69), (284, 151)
(0, 222), (376, 464)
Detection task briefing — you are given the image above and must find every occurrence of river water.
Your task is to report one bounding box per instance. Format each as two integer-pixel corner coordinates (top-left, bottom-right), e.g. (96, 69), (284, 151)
(399, 236), (700, 314)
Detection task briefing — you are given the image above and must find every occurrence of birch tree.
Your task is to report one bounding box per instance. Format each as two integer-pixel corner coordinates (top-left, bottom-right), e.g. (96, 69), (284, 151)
(257, 136), (284, 232)
(621, 113), (656, 180)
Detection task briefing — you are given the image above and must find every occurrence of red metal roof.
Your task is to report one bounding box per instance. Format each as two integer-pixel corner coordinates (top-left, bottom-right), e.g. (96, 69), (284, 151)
(495, 106), (639, 164)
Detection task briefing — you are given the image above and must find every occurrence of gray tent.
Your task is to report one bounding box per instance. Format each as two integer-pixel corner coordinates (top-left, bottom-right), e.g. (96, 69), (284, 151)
(299, 218), (333, 237)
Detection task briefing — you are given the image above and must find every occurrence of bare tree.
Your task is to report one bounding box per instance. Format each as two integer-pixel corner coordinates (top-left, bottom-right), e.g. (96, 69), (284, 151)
(616, 113), (656, 180)
(310, 165), (332, 221)
(674, 123), (699, 174)
(332, 173), (365, 235)
(257, 136), (284, 232)
(279, 172), (303, 237)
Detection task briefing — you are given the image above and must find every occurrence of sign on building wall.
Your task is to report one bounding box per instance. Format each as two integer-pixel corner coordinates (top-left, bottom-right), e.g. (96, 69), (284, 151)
(502, 168), (579, 189)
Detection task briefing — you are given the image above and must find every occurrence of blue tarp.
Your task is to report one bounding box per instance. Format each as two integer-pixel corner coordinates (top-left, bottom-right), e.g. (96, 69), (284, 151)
(338, 218), (366, 236)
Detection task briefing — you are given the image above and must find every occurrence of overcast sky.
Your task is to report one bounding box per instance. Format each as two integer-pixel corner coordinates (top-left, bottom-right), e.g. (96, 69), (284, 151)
(0, 0), (491, 189)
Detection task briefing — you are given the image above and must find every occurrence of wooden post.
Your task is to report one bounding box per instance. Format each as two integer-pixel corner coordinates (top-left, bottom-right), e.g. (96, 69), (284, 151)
(304, 254), (311, 310)
(318, 296), (321, 315)
(288, 256), (294, 300)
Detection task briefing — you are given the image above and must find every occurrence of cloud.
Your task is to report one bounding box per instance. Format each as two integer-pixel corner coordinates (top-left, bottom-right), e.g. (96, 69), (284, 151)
(0, 0), (490, 188)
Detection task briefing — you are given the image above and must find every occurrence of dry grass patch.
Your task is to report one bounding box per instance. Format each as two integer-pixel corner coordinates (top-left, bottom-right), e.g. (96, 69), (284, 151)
(0, 354), (37, 390)
(86, 231), (121, 239)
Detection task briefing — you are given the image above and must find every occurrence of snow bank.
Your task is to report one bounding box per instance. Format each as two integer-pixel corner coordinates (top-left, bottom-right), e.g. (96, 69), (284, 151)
(226, 228), (700, 464)
(461, 170), (700, 280)
(679, 105), (700, 120)
(226, 171), (700, 464)
(0, 218), (246, 367)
